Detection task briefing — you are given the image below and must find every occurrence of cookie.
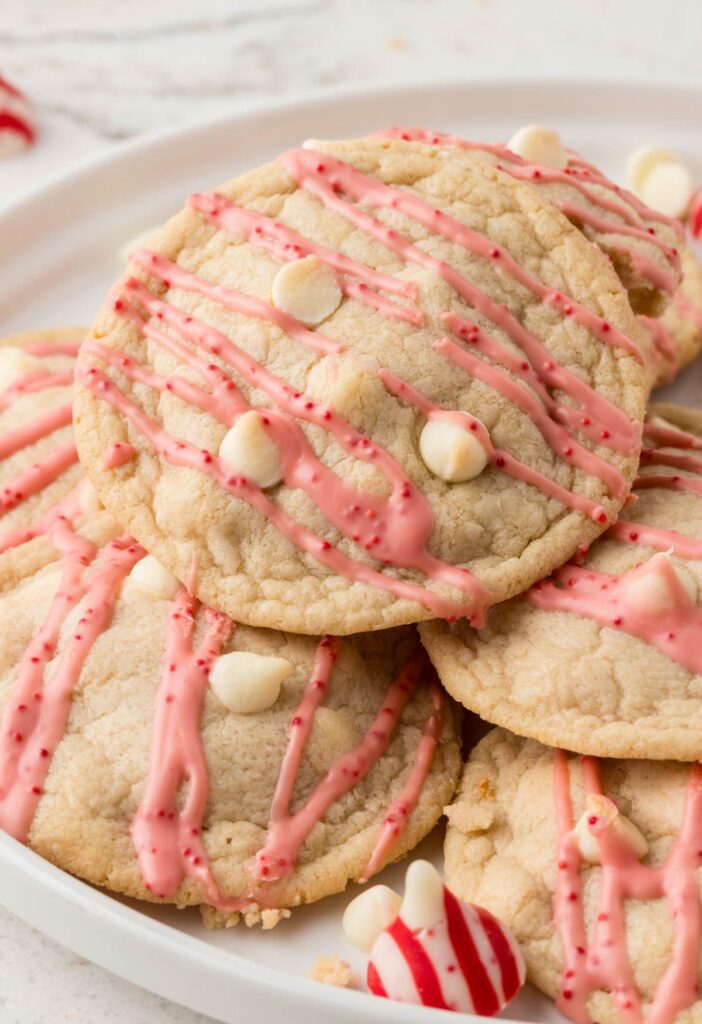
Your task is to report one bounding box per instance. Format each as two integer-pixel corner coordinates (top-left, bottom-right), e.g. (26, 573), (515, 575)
(644, 247), (702, 386)
(0, 328), (92, 554)
(74, 137), (648, 636)
(422, 403), (702, 762)
(379, 126), (684, 317)
(0, 508), (460, 924)
(444, 728), (702, 1024)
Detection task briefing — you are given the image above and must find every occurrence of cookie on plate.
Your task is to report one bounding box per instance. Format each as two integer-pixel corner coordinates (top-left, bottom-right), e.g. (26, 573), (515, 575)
(0, 328), (91, 554)
(644, 247), (702, 386)
(0, 508), (460, 925)
(421, 403), (702, 761)
(378, 126), (684, 317)
(444, 728), (702, 1024)
(74, 137), (648, 636)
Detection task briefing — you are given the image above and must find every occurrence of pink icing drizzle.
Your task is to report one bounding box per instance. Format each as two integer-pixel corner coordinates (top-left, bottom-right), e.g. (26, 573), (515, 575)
(375, 126), (683, 291)
(380, 369), (608, 521)
(130, 585), (246, 909)
(0, 441), (79, 517)
(553, 751), (702, 1024)
(0, 520), (142, 841)
(526, 410), (702, 670)
(359, 682), (443, 882)
(102, 442), (136, 469)
(188, 192), (422, 325)
(252, 646), (427, 882)
(82, 147), (646, 623)
(530, 555), (702, 674)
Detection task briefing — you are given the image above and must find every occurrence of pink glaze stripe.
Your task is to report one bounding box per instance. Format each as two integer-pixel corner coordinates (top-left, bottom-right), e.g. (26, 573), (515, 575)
(134, 250), (343, 358)
(24, 340), (82, 358)
(188, 192), (423, 325)
(265, 636), (341, 838)
(443, 311), (638, 455)
(84, 325), (488, 613)
(0, 441), (79, 517)
(559, 202), (679, 260)
(530, 555), (702, 675)
(436, 335), (625, 507)
(0, 522), (142, 841)
(103, 442), (137, 469)
(378, 126), (682, 238)
(359, 683), (443, 882)
(77, 363), (481, 621)
(606, 520), (702, 560)
(0, 404), (72, 462)
(252, 648), (426, 881)
(0, 479), (89, 556)
(130, 586), (244, 910)
(102, 276), (490, 597)
(380, 369), (608, 522)
(640, 316), (678, 384)
(552, 752), (702, 1024)
(0, 370), (74, 415)
(644, 418), (702, 451)
(280, 148), (644, 363)
(634, 473), (702, 497)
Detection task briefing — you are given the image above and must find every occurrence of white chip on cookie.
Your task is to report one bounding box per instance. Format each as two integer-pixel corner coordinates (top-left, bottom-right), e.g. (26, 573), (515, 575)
(210, 650), (292, 714)
(342, 884), (402, 951)
(419, 418), (488, 483)
(129, 555), (181, 601)
(507, 125), (568, 169)
(400, 860), (445, 930)
(639, 161), (695, 219)
(571, 794), (649, 864)
(219, 410), (283, 489)
(622, 554), (696, 614)
(271, 255), (342, 326)
(626, 144), (674, 195)
(0, 348), (44, 390)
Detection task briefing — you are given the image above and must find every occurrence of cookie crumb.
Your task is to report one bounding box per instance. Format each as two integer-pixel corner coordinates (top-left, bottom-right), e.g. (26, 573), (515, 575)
(308, 955), (359, 988)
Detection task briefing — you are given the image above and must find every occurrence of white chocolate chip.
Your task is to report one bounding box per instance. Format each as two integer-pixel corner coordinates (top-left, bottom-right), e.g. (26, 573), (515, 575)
(419, 418), (488, 483)
(219, 411), (283, 489)
(342, 885), (402, 951)
(79, 480), (103, 516)
(0, 348), (44, 390)
(639, 161), (695, 219)
(400, 860), (445, 931)
(571, 794), (648, 865)
(210, 650), (292, 714)
(507, 125), (568, 169)
(129, 555), (181, 601)
(118, 225), (161, 265)
(623, 554), (696, 614)
(271, 255), (342, 326)
(626, 145), (674, 195)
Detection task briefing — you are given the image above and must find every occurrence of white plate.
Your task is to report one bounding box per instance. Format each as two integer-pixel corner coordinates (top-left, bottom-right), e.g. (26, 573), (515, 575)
(0, 78), (700, 1024)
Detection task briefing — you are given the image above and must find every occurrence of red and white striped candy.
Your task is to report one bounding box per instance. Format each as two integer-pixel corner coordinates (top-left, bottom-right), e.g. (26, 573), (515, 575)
(689, 188), (702, 240)
(0, 74), (36, 157)
(367, 861), (525, 1015)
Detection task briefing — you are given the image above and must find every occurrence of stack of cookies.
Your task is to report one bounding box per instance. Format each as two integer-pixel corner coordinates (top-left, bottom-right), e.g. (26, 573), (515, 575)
(1, 124), (702, 1022)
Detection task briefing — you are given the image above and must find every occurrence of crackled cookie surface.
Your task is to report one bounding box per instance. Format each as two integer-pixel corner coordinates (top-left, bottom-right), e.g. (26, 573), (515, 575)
(0, 328), (89, 553)
(75, 138), (648, 635)
(0, 508), (459, 923)
(379, 126), (684, 317)
(422, 403), (702, 762)
(445, 729), (702, 1024)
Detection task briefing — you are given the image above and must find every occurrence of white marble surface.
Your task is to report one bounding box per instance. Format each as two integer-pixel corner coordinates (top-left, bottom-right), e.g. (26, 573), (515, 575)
(0, 1), (701, 1021)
